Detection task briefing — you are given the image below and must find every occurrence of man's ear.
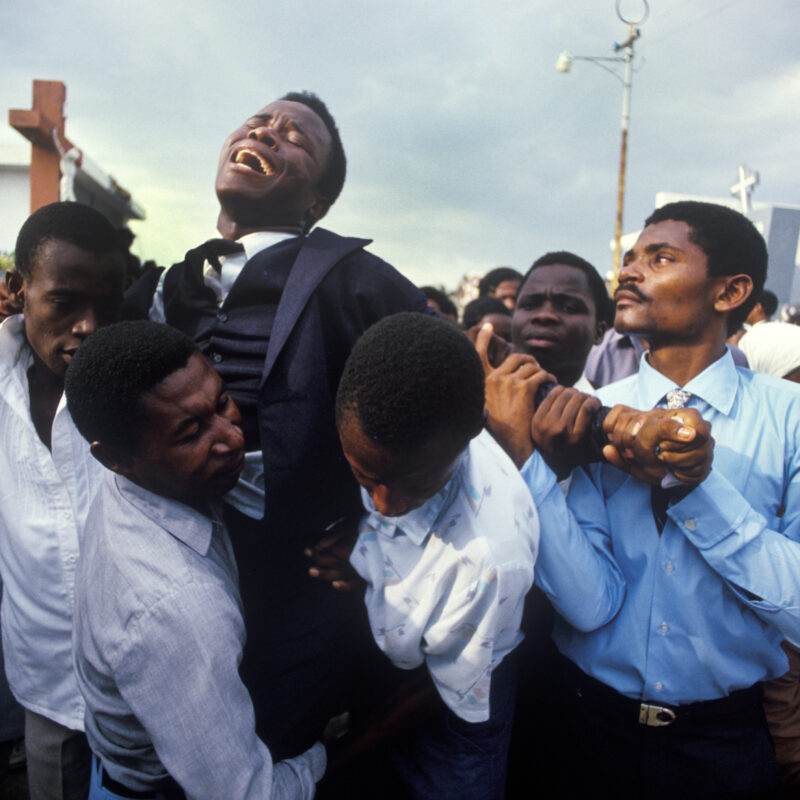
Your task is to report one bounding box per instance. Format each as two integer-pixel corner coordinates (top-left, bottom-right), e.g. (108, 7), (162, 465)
(90, 441), (133, 477)
(714, 274), (753, 316)
(304, 193), (331, 231)
(3, 271), (25, 314)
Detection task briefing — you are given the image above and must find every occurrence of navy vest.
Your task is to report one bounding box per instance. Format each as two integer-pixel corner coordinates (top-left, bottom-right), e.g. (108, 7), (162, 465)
(162, 237), (304, 449)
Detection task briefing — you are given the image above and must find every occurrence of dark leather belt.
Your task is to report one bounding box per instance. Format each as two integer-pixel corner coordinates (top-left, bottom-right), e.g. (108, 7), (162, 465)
(569, 660), (763, 727)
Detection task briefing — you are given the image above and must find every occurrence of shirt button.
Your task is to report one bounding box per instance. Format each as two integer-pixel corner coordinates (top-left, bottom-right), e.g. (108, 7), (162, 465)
(684, 518), (696, 530)
(654, 681), (663, 691)
(62, 510), (72, 520)
(659, 622), (669, 634)
(664, 561), (675, 574)
(217, 312), (228, 322)
(212, 353), (223, 363)
(68, 554), (77, 564)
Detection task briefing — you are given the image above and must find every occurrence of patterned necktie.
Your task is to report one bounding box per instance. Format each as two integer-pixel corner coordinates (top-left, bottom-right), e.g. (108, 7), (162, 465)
(651, 388), (692, 533)
(665, 388), (692, 410)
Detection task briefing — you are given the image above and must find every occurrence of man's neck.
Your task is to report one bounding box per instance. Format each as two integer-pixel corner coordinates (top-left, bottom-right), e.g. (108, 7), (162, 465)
(644, 338), (728, 387)
(216, 210), (304, 241)
(27, 355), (64, 451)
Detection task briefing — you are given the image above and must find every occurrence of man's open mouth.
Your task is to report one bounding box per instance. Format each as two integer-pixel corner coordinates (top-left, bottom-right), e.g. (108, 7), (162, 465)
(232, 147), (274, 176)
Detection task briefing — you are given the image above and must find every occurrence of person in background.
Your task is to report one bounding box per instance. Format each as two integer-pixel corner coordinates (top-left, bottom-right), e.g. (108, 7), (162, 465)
(0, 201), (124, 800)
(478, 266), (522, 311)
(510, 251), (611, 392)
(420, 285), (458, 326)
(0, 268), (26, 776)
(735, 317), (800, 795)
(738, 319), (800, 383)
(729, 288), (778, 345)
(462, 296), (511, 341)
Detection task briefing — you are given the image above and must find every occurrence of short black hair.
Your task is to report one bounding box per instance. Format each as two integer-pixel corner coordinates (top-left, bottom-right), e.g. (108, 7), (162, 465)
(420, 286), (458, 318)
(758, 289), (778, 319)
(15, 201), (118, 279)
(65, 321), (198, 452)
(645, 201), (767, 331)
(478, 267), (523, 297)
(336, 312), (485, 454)
(280, 91), (346, 206)
(521, 251), (613, 326)
(462, 296), (510, 330)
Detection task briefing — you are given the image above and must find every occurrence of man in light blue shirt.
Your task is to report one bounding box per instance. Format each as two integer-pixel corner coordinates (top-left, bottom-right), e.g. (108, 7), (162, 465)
(523, 201), (797, 798)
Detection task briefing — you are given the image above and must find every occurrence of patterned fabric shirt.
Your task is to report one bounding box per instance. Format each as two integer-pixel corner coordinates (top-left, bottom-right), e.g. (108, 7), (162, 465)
(350, 430), (539, 722)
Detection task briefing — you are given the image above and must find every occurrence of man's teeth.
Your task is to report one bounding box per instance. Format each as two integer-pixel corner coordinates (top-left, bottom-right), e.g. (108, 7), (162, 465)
(234, 149), (273, 175)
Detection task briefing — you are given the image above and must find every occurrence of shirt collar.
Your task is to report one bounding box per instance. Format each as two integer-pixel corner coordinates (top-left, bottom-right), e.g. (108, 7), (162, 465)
(115, 474), (223, 556)
(360, 451), (467, 547)
(213, 229), (299, 262)
(0, 315), (30, 379)
(636, 348), (738, 415)
(0, 315), (68, 419)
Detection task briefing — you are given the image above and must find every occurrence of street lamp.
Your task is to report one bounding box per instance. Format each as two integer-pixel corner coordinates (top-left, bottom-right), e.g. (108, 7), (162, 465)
(556, 0), (649, 284)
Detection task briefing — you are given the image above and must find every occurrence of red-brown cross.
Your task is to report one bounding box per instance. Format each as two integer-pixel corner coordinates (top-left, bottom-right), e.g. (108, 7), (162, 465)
(9, 80), (80, 213)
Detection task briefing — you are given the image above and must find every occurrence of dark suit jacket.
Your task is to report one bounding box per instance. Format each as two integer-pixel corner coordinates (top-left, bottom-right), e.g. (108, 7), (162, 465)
(253, 227), (427, 542)
(124, 227), (426, 540)
(123, 228), (428, 752)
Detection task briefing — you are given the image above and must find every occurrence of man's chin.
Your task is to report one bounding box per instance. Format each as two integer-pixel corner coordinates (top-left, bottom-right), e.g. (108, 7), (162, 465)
(613, 320), (647, 337)
(613, 311), (649, 337)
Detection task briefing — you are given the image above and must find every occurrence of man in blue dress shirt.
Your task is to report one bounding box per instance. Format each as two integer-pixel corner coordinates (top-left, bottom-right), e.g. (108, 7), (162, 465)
(521, 201), (800, 798)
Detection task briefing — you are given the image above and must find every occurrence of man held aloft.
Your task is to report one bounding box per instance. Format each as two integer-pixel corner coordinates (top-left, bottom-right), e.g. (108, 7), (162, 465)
(122, 92), (428, 762)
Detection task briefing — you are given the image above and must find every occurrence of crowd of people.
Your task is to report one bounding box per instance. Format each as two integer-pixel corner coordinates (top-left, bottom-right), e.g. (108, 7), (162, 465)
(1, 90), (800, 800)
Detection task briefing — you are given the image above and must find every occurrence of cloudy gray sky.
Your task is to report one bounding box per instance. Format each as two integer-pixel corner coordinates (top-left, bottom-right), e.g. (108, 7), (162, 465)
(1, 0), (798, 289)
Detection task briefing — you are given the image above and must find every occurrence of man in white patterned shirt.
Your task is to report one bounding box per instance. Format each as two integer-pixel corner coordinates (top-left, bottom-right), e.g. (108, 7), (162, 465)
(0, 202), (124, 800)
(330, 313), (539, 800)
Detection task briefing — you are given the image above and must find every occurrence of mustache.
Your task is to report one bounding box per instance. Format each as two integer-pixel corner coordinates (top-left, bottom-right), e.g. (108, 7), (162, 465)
(614, 283), (649, 303)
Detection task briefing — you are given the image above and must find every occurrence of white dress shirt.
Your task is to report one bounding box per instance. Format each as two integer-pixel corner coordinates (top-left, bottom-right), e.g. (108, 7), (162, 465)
(350, 430), (539, 722)
(0, 315), (104, 729)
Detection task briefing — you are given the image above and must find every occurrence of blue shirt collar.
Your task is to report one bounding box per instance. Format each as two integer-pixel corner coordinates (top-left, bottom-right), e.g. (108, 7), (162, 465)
(636, 348), (739, 416)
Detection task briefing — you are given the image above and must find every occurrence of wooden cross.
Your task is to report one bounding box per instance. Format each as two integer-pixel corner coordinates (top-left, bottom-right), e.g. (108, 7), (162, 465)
(8, 80), (80, 212)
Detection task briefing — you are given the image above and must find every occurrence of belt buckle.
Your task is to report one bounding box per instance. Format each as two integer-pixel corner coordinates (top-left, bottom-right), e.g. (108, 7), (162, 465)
(638, 702), (677, 726)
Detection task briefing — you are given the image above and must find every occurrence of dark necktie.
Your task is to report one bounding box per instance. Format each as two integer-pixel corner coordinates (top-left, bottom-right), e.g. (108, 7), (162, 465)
(201, 238), (245, 272)
(650, 389), (692, 533)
